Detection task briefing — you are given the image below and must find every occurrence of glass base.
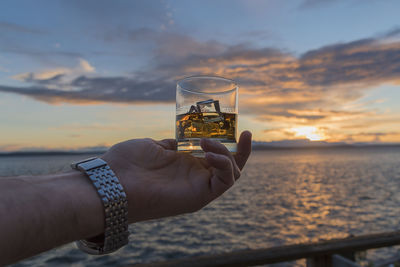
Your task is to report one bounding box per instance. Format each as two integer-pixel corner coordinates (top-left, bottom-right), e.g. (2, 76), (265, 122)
(177, 138), (237, 157)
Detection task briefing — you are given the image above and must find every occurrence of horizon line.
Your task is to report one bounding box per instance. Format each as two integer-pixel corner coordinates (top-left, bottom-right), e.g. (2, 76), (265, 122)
(2, 142), (400, 156)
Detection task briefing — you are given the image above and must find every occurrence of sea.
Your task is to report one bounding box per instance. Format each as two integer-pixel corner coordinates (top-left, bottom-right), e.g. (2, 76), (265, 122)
(1, 147), (400, 267)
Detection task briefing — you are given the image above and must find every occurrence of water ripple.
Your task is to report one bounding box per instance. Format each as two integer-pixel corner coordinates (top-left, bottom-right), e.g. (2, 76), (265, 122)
(5, 147), (400, 266)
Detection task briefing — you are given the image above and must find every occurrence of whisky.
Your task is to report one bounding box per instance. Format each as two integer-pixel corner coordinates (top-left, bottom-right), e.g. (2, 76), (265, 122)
(176, 112), (236, 139)
(176, 111), (237, 154)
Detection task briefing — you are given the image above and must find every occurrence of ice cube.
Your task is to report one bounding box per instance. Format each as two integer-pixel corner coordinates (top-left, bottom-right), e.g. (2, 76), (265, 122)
(188, 105), (199, 114)
(196, 99), (221, 113)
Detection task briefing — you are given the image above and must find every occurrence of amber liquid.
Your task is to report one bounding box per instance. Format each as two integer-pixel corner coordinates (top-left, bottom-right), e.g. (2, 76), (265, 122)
(176, 112), (237, 155)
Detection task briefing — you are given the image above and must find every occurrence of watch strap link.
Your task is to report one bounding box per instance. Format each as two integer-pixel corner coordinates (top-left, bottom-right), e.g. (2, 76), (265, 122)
(73, 158), (129, 255)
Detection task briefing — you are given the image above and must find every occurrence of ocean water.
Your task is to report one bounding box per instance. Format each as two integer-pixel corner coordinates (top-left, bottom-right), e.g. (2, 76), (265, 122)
(2, 147), (400, 266)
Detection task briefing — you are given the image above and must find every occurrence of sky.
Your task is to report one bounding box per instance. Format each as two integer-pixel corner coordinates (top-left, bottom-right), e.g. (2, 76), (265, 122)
(1, 0), (400, 151)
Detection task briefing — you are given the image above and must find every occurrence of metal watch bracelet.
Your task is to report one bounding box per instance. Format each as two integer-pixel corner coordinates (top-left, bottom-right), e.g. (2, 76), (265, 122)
(71, 157), (129, 255)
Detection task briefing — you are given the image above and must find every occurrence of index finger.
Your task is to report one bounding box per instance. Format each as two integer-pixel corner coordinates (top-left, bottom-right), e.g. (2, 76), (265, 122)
(234, 131), (252, 170)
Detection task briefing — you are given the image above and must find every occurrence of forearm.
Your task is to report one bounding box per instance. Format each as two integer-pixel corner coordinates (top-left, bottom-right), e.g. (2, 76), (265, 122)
(0, 171), (104, 265)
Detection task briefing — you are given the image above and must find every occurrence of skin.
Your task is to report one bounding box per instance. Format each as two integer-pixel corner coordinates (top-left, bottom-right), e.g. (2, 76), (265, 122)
(0, 131), (252, 265)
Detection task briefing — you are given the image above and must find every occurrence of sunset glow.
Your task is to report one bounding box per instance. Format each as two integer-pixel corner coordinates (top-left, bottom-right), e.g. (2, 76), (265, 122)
(291, 127), (326, 141)
(1, 1), (400, 151)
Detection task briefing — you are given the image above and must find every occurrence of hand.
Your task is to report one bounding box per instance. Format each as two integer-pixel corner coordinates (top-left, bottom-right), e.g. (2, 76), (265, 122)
(102, 131), (252, 223)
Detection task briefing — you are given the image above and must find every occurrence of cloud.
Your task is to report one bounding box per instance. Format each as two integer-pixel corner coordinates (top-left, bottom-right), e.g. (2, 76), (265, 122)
(0, 76), (175, 104)
(11, 59), (95, 89)
(101, 27), (227, 65)
(1, 29), (400, 128)
(159, 34), (400, 126)
(298, 38), (400, 87)
(342, 131), (400, 142)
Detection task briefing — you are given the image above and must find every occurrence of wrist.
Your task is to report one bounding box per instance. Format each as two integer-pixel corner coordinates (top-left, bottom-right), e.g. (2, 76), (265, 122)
(100, 153), (169, 224)
(61, 171), (105, 240)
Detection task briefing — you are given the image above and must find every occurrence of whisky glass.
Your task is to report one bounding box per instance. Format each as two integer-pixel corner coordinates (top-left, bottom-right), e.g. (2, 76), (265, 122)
(176, 76), (238, 156)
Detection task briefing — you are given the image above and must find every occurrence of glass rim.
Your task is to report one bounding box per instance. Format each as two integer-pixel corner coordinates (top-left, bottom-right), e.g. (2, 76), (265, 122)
(177, 75), (238, 95)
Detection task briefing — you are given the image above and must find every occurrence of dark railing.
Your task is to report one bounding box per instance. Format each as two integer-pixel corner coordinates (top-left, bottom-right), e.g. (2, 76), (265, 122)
(132, 231), (400, 267)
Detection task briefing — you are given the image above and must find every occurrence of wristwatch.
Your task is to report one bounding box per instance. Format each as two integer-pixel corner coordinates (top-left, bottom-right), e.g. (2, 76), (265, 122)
(71, 157), (129, 255)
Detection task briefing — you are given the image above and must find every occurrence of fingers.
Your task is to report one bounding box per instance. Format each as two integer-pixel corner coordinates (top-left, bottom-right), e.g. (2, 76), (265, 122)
(234, 131), (252, 170)
(156, 139), (177, 151)
(205, 152), (235, 197)
(200, 138), (241, 180)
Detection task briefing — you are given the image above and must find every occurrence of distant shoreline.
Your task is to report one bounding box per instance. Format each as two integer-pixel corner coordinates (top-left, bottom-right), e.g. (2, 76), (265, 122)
(1, 143), (400, 157)
(252, 144), (400, 151)
(0, 151), (106, 157)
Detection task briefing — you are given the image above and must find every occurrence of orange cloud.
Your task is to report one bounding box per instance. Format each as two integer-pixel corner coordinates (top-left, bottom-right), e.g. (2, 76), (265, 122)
(1, 29), (400, 142)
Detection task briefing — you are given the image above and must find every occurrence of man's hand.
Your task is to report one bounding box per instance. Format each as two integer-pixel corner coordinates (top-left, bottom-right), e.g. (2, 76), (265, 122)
(0, 132), (251, 265)
(102, 131), (252, 223)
